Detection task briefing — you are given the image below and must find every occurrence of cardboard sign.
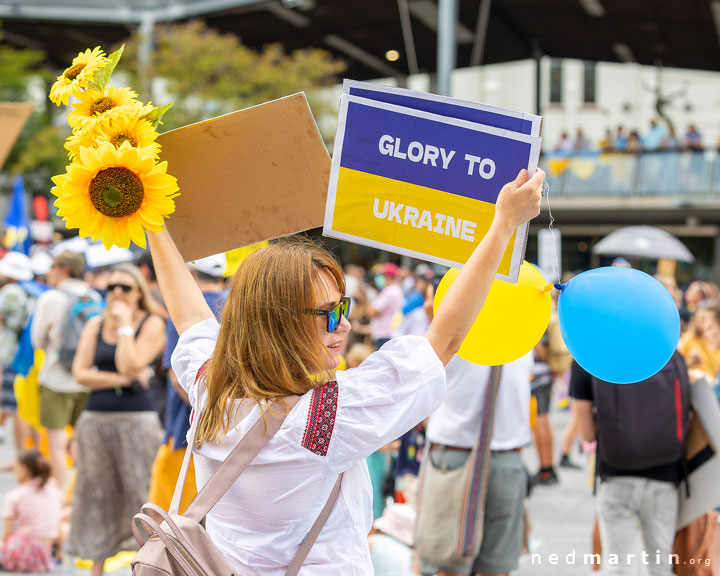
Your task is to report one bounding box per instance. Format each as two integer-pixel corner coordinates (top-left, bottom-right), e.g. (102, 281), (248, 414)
(324, 90), (542, 282)
(0, 103), (34, 170)
(158, 93), (330, 262)
(677, 377), (720, 529)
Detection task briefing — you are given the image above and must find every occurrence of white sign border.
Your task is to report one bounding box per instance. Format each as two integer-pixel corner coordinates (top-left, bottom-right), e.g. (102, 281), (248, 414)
(343, 79), (543, 138)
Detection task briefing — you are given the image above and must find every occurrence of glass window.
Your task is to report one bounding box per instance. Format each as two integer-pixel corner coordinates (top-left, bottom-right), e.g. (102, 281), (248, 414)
(550, 59), (563, 104)
(583, 61), (597, 104)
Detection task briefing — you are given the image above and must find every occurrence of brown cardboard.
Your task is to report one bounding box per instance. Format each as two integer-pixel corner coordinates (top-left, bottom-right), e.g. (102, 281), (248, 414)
(157, 93), (331, 262)
(0, 103), (35, 170)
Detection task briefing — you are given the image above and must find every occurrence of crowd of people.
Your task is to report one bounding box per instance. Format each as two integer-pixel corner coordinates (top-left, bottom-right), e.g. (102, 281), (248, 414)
(553, 121), (715, 154)
(0, 166), (717, 575)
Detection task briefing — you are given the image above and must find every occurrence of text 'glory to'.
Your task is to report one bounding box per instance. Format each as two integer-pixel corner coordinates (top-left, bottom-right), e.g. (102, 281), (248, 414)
(378, 135), (496, 179)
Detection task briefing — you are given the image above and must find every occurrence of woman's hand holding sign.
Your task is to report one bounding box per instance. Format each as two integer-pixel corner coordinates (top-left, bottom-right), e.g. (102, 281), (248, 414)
(494, 168), (544, 236)
(424, 168), (545, 365)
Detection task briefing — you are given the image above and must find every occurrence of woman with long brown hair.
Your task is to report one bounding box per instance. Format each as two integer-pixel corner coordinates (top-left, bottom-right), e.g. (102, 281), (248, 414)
(149, 168), (545, 574)
(70, 263), (166, 576)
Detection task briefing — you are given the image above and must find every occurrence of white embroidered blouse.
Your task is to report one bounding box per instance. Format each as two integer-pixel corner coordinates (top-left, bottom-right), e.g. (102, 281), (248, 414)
(171, 318), (446, 575)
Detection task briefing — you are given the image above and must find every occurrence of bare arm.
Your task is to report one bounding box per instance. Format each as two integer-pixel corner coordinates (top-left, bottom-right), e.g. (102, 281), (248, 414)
(114, 315), (166, 377)
(423, 169), (545, 365)
(2, 518), (12, 541)
(168, 368), (189, 405)
(72, 316), (133, 390)
(575, 399), (596, 442)
(147, 229), (214, 336)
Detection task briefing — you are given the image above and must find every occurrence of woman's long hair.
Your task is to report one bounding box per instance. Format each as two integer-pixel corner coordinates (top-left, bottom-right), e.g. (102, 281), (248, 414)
(104, 262), (163, 320)
(196, 237), (345, 446)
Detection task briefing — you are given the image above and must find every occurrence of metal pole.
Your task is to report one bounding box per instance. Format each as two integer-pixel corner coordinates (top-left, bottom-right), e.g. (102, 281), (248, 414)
(398, 0), (419, 75)
(470, 0), (492, 67)
(532, 39), (542, 116)
(138, 14), (155, 102)
(437, 0), (457, 96)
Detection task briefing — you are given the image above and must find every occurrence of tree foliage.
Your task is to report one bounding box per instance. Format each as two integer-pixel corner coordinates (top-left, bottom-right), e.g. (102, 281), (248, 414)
(118, 20), (345, 131)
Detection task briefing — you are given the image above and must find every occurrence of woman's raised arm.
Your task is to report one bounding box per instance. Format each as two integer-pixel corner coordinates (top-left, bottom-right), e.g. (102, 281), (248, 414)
(424, 168), (545, 365)
(148, 228), (214, 335)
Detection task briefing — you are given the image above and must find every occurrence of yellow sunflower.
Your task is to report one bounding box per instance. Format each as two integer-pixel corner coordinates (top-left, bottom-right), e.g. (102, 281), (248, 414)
(67, 86), (141, 133)
(51, 141), (179, 249)
(65, 115), (160, 159)
(49, 47), (109, 106)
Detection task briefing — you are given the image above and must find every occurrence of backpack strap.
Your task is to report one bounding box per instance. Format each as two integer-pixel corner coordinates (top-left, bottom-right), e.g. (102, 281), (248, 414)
(168, 360), (210, 515)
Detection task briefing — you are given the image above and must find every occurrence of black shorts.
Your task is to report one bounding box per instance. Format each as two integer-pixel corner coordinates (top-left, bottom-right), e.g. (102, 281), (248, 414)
(531, 375), (553, 416)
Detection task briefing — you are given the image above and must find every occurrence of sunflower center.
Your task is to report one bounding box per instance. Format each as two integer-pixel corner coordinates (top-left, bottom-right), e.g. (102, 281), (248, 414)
(111, 133), (137, 148)
(64, 63), (86, 81)
(89, 167), (144, 218)
(90, 97), (116, 116)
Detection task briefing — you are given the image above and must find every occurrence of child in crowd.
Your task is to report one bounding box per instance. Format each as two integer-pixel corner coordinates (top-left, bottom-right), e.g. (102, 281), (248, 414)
(0, 449), (61, 572)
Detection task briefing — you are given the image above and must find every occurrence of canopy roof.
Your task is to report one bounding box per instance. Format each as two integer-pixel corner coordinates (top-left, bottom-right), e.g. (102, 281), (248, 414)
(1, 0), (718, 79)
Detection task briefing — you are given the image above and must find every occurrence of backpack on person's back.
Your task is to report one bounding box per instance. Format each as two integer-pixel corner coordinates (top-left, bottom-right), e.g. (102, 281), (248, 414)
(591, 351), (690, 471)
(57, 289), (103, 371)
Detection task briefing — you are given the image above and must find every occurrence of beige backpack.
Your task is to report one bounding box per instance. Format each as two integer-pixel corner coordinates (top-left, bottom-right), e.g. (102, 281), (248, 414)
(131, 365), (342, 576)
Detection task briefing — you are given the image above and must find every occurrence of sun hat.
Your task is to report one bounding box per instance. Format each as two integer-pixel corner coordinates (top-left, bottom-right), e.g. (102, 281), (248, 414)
(0, 251), (34, 282)
(188, 253), (226, 278)
(372, 503), (416, 547)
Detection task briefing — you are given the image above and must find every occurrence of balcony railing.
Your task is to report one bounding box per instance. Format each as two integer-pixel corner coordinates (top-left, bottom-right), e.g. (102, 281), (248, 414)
(540, 150), (720, 196)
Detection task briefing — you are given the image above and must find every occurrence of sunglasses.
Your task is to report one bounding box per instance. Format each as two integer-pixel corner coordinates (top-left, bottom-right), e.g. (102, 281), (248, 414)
(310, 297), (351, 333)
(107, 283), (135, 294)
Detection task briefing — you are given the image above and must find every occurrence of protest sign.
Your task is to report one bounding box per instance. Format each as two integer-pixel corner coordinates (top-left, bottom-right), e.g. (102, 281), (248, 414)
(343, 80), (542, 137)
(0, 103), (34, 170)
(324, 93), (542, 282)
(159, 93), (330, 262)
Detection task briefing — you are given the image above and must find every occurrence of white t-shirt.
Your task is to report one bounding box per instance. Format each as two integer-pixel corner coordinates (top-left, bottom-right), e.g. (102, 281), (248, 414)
(426, 352), (533, 451)
(172, 319), (445, 575)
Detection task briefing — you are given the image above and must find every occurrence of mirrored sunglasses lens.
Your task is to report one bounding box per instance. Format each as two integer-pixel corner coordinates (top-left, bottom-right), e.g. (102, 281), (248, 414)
(328, 305), (340, 332)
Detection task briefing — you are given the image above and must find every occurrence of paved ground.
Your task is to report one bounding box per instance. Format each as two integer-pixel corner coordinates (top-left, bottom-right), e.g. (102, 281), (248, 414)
(0, 403), (642, 576)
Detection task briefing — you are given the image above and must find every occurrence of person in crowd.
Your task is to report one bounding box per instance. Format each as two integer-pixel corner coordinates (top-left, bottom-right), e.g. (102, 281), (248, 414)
(420, 352), (534, 576)
(69, 263), (166, 576)
(659, 125), (681, 151)
(369, 262), (404, 349)
(572, 355), (689, 576)
(0, 252), (36, 454)
(685, 124), (703, 151)
(0, 449), (61, 573)
(599, 128), (615, 152)
(530, 334), (558, 485)
(393, 272), (433, 338)
(369, 503), (416, 576)
(642, 119), (667, 151)
(683, 280), (716, 315)
(148, 255), (226, 514)
(344, 264), (365, 309)
(554, 131), (573, 153)
(614, 125), (628, 151)
(31, 251), (98, 485)
(625, 130), (644, 153)
(345, 286), (373, 349)
(573, 128), (591, 151)
(678, 300), (720, 376)
(146, 168), (544, 573)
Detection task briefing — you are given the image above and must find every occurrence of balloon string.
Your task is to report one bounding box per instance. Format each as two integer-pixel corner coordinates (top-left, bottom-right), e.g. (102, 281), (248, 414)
(544, 180), (561, 286)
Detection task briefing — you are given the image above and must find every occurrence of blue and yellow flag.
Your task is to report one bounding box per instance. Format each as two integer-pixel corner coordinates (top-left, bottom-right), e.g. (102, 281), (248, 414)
(4, 175), (30, 255)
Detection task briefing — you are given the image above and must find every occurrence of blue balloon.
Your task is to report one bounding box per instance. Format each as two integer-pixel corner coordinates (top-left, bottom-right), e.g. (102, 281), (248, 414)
(558, 267), (680, 384)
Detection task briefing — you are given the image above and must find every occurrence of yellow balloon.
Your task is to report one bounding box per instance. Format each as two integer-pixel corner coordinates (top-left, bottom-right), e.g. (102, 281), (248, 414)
(434, 261), (552, 365)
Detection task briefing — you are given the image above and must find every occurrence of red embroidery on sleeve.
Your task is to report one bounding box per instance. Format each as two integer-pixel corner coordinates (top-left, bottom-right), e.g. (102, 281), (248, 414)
(301, 381), (339, 457)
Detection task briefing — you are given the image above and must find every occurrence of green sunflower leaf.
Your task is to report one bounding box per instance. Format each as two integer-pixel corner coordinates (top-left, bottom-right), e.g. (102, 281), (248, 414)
(88, 44), (125, 91)
(144, 102), (173, 127)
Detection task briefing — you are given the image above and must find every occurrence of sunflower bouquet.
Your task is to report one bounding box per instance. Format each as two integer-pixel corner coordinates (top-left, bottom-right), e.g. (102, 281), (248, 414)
(49, 46), (179, 249)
